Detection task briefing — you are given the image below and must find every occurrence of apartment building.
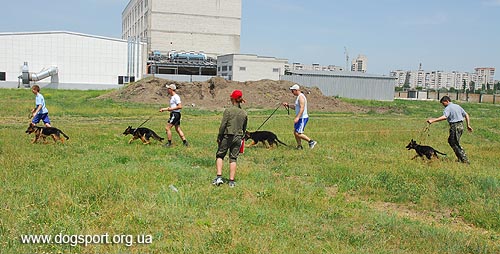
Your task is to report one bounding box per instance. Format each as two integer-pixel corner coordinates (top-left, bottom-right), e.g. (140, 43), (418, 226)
(351, 55), (367, 73)
(391, 68), (494, 91)
(474, 67), (496, 86)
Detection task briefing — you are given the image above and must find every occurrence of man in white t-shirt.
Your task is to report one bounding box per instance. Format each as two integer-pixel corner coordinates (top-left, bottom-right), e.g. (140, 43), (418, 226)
(159, 84), (189, 147)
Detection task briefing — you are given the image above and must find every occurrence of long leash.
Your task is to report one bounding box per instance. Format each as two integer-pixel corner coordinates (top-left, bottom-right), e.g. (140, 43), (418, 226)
(256, 104), (282, 131)
(417, 122), (431, 143)
(137, 116), (152, 128)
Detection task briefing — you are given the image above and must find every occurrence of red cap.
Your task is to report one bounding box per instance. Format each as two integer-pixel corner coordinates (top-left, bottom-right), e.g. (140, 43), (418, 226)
(230, 90), (243, 99)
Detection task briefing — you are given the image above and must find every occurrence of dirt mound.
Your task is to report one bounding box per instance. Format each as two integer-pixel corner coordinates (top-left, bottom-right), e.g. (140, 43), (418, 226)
(97, 77), (368, 112)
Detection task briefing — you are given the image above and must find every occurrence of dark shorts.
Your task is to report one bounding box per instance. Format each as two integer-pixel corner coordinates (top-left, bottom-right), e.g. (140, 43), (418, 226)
(216, 134), (243, 163)
(168, 112), (181, 125)
(32, 113), (50, 125)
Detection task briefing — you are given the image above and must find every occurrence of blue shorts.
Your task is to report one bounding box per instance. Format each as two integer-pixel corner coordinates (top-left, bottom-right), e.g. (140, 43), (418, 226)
(32, 113), (51, 125)
(294, 118), (309, 134)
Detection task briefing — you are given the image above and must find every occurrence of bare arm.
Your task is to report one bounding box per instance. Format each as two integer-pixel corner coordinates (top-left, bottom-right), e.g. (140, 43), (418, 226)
(464, 113), (473, 132)
(427, 115), (447, 124)
(32, 105), (42, 117)
(159, 102), (182, 112)
(282, 102), (295, 109)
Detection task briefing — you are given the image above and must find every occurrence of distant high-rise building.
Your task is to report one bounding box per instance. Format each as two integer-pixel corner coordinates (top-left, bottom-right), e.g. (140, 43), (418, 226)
(351, 55), (367, 73)
(391, 68), (477, 90)
(122, 0), (241, 57)
(474, 67), (495, 86)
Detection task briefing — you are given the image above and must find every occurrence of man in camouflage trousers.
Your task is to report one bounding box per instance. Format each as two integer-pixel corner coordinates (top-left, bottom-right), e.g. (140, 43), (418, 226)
(427, 96), (473, 164)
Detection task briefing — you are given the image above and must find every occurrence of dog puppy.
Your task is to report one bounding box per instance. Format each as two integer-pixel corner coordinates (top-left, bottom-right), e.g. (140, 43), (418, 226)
(244, 130), (287, 148)
(26, 124), (69, 144)
(123, 126), (164, 144)
(406, 139), (446, 160)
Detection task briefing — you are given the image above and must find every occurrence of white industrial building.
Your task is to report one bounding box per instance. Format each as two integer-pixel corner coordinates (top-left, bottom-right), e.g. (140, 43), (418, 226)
(281, 70), (396, 101)
(0, 31), (145, 89)
(217, 54), (288, 82)
(122, 0), (241, 57)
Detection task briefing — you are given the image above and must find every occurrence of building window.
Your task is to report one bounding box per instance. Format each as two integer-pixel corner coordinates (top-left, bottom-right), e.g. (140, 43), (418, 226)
(239, 67), (246, 71)
(0, 72), (5, 81)
(222, 66), (228, 71)
(273, 68), (280, 73)
(229, 66), (232, 71)
(218, 66), (221, 72)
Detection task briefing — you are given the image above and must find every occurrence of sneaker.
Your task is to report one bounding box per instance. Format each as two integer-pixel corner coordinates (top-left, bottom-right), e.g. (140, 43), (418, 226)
(296, 145), (303, 150)
(183, 141), (189, 147)
(308, 140), (317, 149)
(163, 143), (172, 147)
(212, 177), (224, 186)
(228, 181), (235, 188)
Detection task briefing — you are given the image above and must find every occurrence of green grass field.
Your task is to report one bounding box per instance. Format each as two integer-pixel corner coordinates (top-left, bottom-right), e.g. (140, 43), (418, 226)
(1, 88), (499, 253)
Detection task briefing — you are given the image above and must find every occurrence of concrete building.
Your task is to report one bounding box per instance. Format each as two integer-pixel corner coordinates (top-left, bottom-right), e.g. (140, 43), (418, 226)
(217, 54), (287, 82)
(281, 70), (396, 101)
(351, 55), (368, 73)
(475, 67), (495, 86)
(122, 0), (241, 57)
(390, 70), (408, 87)
(0, 31), (145, 89)
(391, 69), (480, 91)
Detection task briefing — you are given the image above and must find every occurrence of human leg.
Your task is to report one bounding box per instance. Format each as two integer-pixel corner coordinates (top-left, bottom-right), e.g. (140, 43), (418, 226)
(174, 125), (188, 146)
(448, 123), (468, 163)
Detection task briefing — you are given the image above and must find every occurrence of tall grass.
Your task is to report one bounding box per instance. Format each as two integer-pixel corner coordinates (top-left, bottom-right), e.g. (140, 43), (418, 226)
(0, 88), (499, 253)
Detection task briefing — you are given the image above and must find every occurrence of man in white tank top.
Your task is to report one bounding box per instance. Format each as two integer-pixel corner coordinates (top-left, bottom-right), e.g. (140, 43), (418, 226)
(282, 84), (317, 149)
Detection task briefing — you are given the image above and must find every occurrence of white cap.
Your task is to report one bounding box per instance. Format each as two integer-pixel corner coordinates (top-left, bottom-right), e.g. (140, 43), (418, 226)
(166, 84), (176, 90)
(289, 84), (300, 90)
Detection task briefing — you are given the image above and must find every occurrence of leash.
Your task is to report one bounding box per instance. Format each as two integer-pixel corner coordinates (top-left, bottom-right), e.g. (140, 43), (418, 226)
(256, 104), (282, 131)
(136, 116), (152, 128)
(417, 122), (431, 143)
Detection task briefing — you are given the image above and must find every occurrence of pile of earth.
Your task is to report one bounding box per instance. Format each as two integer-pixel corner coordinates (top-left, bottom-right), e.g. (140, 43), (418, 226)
(97, 76), (370, 112)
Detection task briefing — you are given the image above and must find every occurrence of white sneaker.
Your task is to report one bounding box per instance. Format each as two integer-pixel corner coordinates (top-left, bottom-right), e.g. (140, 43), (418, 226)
(308, 140), (317, 149)
(212, 177), (224, 186)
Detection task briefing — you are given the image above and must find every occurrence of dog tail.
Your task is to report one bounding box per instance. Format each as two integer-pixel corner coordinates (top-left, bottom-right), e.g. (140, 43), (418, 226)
(276, 138), (288, 146)
(152, 132), (164, 141)
(61, 131), (70, 140)
(435, 150), (446, 155)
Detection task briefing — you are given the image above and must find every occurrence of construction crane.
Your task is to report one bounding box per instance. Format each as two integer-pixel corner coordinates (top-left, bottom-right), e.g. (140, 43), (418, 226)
(344, 46), (349, 71)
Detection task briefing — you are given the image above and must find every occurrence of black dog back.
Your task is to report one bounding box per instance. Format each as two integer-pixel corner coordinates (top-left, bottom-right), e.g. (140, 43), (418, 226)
(245, 131), (287, 147)
(406, 139), (446, 159)
(26, 124), (69, 143)
(123, 126), (164, 144)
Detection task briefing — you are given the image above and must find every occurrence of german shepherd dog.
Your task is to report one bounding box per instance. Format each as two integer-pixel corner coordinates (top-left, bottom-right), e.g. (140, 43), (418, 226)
(406, 139), (446, 160)
(244, 131), (287, 148)
(123, 126), (164, 144)
(25, 124), (69, 144)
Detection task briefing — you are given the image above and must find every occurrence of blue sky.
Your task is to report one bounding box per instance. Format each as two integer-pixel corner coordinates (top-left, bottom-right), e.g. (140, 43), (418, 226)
(1, 0), (499, 76)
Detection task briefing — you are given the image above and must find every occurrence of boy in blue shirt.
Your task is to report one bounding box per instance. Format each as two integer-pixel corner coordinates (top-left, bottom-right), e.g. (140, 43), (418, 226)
(31, 85), (51, 127)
